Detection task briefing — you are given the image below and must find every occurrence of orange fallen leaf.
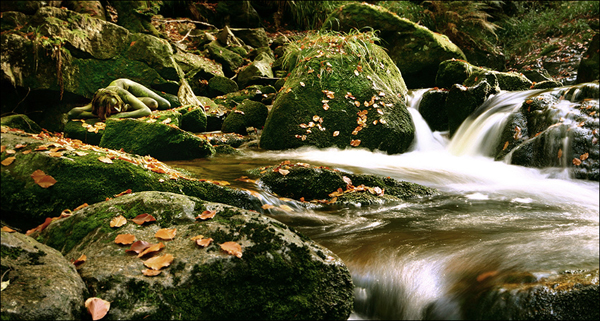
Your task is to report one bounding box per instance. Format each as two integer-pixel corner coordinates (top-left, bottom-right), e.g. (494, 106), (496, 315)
(110, 215), (127, 228)
(85, 297), (110, 321)
(25, 217), (53, 235)
(1, 156), (15, 166)
(74, 203), (88, 211)
(502, 141), (509, 151)
(132, 213), (156, 225)
(580, 152), (589, 161)
(142, 269), (162, 277)
(192, 235), (213, 247)
(5, 149), (15, 154)
(261, 204), (275, 210)
(155, 228), (177, 240)
(278, 169), (290, 176)
(49, 152), (63, 157)
(573, 158), (582, 165)
(138, 242), (165, 258)
(114, 189), (132, 197)
(143, 253), (174, 270)
(1, 226), (16, 233)
(98, 156), (113, 164)
(14, 143), (27, 149)
(350, 139), (361, 147)
(72, 254), (87, 266)
(196, 210), (216, 220)
(36, 174), (57, 188)
(75, 151), (88, 156)
(558, 148), (563, 159)
(220, 241), (243, 258)
(114, 234), (136, 245)
(22, 150), (31, 155)
(59, 209), (72, 219)
(125, 240), (151, 254)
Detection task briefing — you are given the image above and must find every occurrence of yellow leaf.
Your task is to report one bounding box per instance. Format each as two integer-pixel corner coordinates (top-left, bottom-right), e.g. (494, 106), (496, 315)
(1, 156), (15, 166)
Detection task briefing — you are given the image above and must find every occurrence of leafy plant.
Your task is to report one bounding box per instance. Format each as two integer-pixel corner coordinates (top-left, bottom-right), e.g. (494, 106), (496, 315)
(285, 1), (351, 30)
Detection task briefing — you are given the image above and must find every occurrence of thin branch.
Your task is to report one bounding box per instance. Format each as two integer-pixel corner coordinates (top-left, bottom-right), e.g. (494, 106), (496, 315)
(152, 18), (217, 30)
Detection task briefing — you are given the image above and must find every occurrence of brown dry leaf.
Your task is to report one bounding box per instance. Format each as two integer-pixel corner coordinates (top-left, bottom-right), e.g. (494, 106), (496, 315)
(125, 241), (151, 254)
(5, 149), (15, 154)
(14, 143), (27, 149)
(1, 156), (15, 166)
(36, 174), (57, 188)
(85, 297), (110, 321)
(31, 169), (46, 181)
(261, 204), (275, 210)
(525, 99), (533, 104)
(1, 226), (16, 233)
(72, 254), (87, 266)
(558, 148), (563, 159)
(25, 217), (53, 236)
(573, 158), (582, 166)
(22, 150), (32, 155)
(142, 269), (162, 277)
(502, 141), (509, 151)
(75, 151), (88, 156)
(196, 210), (216, 220)
(333, 131), (340, 137)
(143, 253), (174, 270)
(132, 213), (156, 225)
(114, 234), (136, 245)
(35, 145), (49, 151)
(155, 228), (177, 240)
(278, 169), (290, 176)
(74, 203), (89, 211)
(114, 189), (132, 197)
(580, 152), (589, 161)
(138, 242), (165, 258)
(196, 237), (213, 247)
(350, 139), (361, 147)
(98, 156), (113, 164)
(220, 241), (243, 258)
(49, 152), (63, 157)
(110, 215), (127, 228)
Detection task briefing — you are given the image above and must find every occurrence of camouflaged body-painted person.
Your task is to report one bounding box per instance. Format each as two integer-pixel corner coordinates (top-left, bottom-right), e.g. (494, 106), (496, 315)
(68, 79), (171, 121)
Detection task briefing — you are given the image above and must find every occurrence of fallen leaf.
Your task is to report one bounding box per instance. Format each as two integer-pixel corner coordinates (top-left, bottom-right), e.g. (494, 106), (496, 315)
(98, 156), (113, 164)
(1, 157), (15, 166)
(502, 141), (509, 151)
(132, 213), (156, 225)
(142, 269), (162, 277)
(155, 228), (177, 240)
(342, 176), (352, 186)
(350, 139), (361, 147)
(110, 215), (127, 228)
(14, 143), (27, 149)
(580, 152), (589, 161)
(143, 253), (174, 270)
(125, 241), (151, 254)
(573, 158), (582, 165)
(333, 131), (340, 137)
(49, 152), (63, 157)
(72, 254), (87, 266)
(75, 151), (88, 156)
(195, 237), (213, 247)
(25, 217), (53, 235)
(220, 241), (243, 258)
(114, 234), (136, 245)
(196, 210), (216, 220)
(85, 297), (110, 321)
(138, 242), (165, 258)
(35, 174), (57, 188)
(1, 226), (16, 233)
(74, 203), (88, 211)
(278, 169), (290, 176)
(261, 204), (275, 210)
(114, 189), (132, 197)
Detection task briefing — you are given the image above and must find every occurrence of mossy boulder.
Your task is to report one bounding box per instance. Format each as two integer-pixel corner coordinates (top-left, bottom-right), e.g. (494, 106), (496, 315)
(230, 27), (269, 49)
(259, 32), (414, 154)
(236, 49), (275, 89)
(576, 33), (599, 84)
(63, 118), (105, 145)
(501, 83), (599, 180)
(1, 231), (88, 320)
(208, 75), (239, 97)
(250, 161), (437, 207)
(215, 84), (277, 108)
(206, 40), (244, 77)
(221, 99), (268, 135)
(98, 118), (213, 161)
(418, 89), (450, 132)
(322, 2), (466, 89)
(38, 191), (354, 320)
(0, 130), (260, 229)
(436, 59), (533, 91)
(179, 106), (208, 133)
(0, 114), (43, 134)
(461, 269), (599, 320)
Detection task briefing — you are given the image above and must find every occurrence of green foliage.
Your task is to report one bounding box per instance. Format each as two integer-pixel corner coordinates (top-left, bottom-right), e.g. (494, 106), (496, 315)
(286, 1), (351, 30)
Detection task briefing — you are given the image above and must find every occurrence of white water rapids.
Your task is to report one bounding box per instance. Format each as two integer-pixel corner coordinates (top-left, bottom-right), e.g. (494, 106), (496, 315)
(167, 87), (599, 320)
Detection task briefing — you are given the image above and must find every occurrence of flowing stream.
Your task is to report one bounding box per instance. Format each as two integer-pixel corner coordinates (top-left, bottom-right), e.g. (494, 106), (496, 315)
(166, 88), (599, 320)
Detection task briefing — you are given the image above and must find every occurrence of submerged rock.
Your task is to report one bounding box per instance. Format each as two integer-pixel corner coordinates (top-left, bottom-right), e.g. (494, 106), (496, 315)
(1, 230), (88, 320)
(322, 2), (466, 89)
(250, 161), (437, 207)
(260, 31), (414, 154)
(38, 191), (354, 320)
(0, 129), (259, 229)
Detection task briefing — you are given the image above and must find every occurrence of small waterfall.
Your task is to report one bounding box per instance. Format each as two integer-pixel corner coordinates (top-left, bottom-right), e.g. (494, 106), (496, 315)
(447, 90), (544, 157)
(406, 89), (447, 152)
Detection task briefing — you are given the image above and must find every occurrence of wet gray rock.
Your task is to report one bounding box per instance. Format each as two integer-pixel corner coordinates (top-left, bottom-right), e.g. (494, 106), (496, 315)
(1, 231), (88, 320)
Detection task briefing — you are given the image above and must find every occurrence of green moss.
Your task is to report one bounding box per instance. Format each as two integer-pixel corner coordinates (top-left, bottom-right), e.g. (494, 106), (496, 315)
(0, 114), (43, 134)
(1, 245), (24, 260)
(179, 106), (207, 133)
(221, 99), (268, 135)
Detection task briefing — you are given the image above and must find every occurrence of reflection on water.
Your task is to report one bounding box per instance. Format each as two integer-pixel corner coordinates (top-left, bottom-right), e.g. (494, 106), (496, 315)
(165, 87), (598, 319)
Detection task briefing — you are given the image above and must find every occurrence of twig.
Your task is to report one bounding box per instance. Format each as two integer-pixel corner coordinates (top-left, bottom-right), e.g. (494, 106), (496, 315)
(176, 28), (193, 43)
(152, 18), (217, 30)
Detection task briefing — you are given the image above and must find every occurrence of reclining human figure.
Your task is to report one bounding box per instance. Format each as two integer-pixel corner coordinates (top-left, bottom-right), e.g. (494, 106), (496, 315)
(68, 79), (171, 122)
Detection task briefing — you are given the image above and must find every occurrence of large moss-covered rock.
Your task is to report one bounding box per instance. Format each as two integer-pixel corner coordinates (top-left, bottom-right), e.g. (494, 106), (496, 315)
(38, 191), (354, 320)
(260, 32), (414, 154)
(63, 118), (105, 145)
(0, 129), (259, 229)
(236, 49), (275, 89)
(418, 89), (449, 132)
(436, 59), (533, 91)
(208, 75), (239, 97)
(1, 231), (88, 320)
(98, 118), (213, 161)
(221, 99), (268, 135)
(179, 106), (208, 133)
(501, 83), (599, 180)
(206, 40), (244, 77)
(230, 27), (270, 49)
(0, 114), (43, 134)
(322, 2), (466, 89)
(250, 161), (437, 207)
(446, 80), (499, 137)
